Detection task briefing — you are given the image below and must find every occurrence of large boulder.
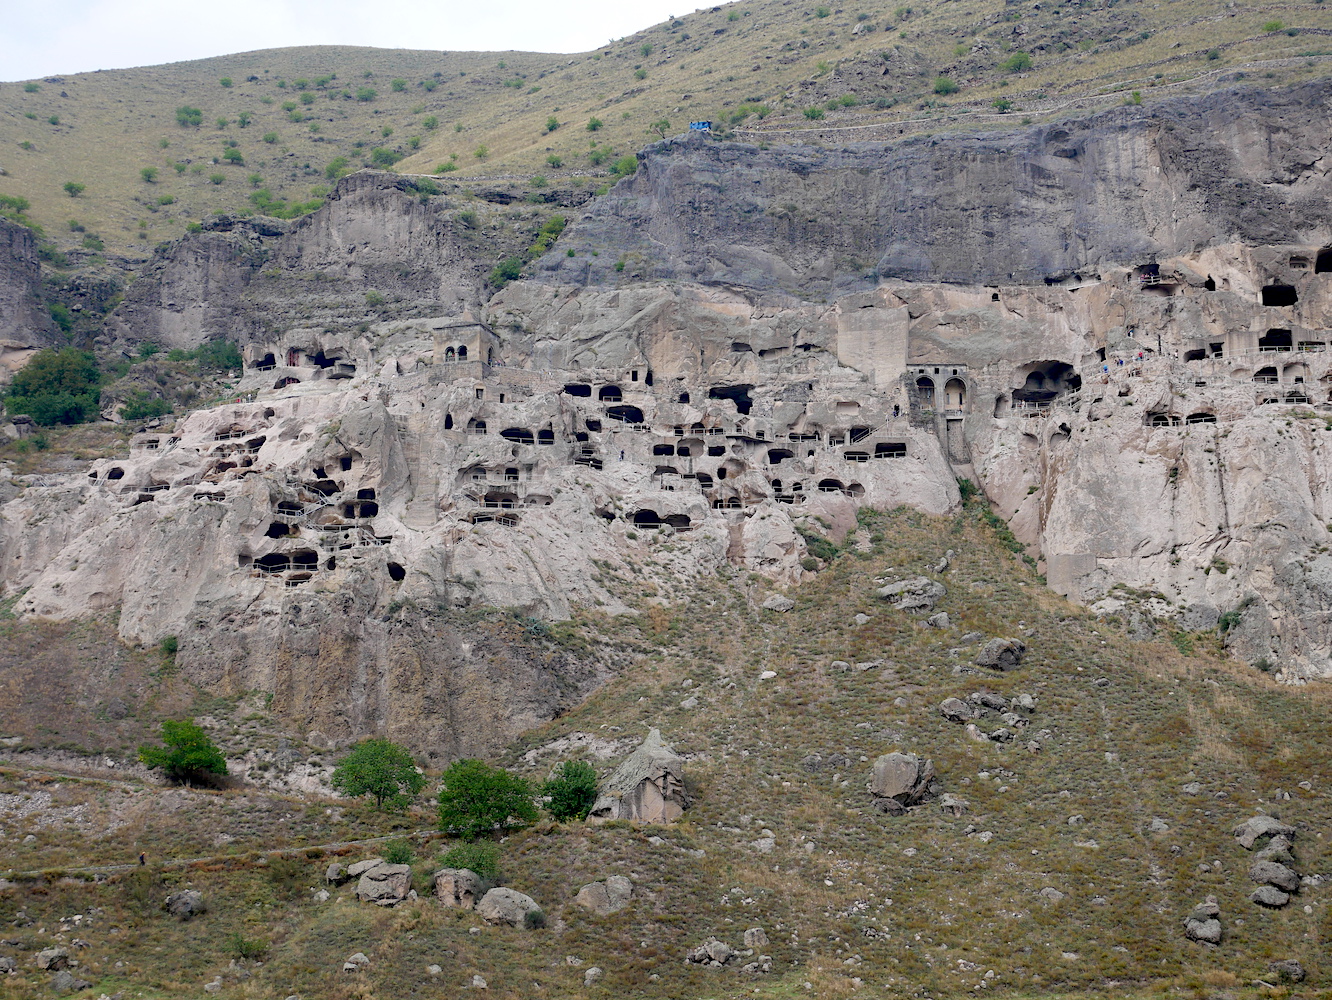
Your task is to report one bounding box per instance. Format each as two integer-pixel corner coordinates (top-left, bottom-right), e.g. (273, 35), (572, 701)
(686, 938), (735, 966)
(939, 697), (973, 723)
(1183, 898), (1222, 944)
(50, 968), (92, 992)
(975, 638), (1026, 671)
(574, 875), (633, 915)
(870, 752), (938, 813)
(877, 577), (946, 614)
(1270, 959), (1306, 983)
(35, 948), (69, 970)
(1233, 815), (1296, 850)
(346, 858), (385, 877)
(354, 863), (413, 906)
(1250, 860), (1301, 893)
(163, 890), (206, 921)
(589, 729), (689, 824)
(477, 887), (541, 927)
(433, 867), (483, 909)
(1251, 885), (1291, 908)
(325, 862), (348, 884)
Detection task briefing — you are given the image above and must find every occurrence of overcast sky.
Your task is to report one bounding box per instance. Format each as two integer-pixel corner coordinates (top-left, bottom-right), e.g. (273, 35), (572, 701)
(1, 0), (686, 82)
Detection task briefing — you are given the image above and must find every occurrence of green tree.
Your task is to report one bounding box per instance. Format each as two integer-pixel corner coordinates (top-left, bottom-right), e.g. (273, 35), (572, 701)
(209, 172), (225, 185)
(219, 77), (233, 87)
(474, 145), (489, 159)
(140, 166), (158, 183)
(586, 117), (603, 131)
(138, 719), (228, 786)
(331, 738), (425, 810)
(176, 105), (203, 127)
(62, 181), (85, 197)
(222, 148), (244, 165)
(934, 76), (959, 95)
(546, 116), (560, 132)
(326, 156), (351, 179)
(546, 154), (563, 168)
(541, 760), (598, 822)
(611, 155), (638, 178)
(391, 78), (408, 92)
(356, 86), (377, 102)
(437, 759), (537, 839)
(119, 391), (172, 421)
(803, 106), (825, 120)
(3, 347), (100, 426)
(1000, 52), (1032, 72)
(488, 257), (524, 289)
(648, 118), (671, 138)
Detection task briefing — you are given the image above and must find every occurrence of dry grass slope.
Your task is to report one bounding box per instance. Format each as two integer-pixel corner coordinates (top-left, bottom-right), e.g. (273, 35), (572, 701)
(1, 505), (1329, 998)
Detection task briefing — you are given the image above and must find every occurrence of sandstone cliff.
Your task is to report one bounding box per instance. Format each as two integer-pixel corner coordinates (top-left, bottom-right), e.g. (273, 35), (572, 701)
(0, 218), (55, 384)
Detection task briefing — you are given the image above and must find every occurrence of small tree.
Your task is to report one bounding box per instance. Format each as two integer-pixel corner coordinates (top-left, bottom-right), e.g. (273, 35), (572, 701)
(138, 719), (228, 786)
(176, 105), (203, 127)
(542, 760), (598, 822)
(140, 167), (158, 183)
(219, 77), (233, 88)
(437, 759), (537, 839)
(222, 148), (244, 165)
(933, 76), (959, 95)
(391, 78), (408, 92)
(586, 117), (603, 131)
(63, 182), (85, 197)
(648, 118), (671, 138)
(546, 116), (560, 132)
(331, 738), (424, 809)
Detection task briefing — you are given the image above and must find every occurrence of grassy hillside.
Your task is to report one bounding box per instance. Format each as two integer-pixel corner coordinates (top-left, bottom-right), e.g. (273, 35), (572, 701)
(3, 0), (1332, 259)
(2, 502), (1328, 998)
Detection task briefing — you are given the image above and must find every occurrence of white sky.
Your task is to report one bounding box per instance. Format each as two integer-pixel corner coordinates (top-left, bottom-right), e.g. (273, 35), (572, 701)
(1, 0), (686, 82)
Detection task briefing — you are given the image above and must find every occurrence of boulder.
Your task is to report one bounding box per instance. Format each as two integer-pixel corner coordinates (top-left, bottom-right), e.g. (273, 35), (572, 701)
(744, 927), (769, 949)
(354, 863), (413, 906)
(1233, 815), (1296, 850)
(35, 948), (69, 970)
(975, 638), (1026, 670)
(1250, 885), (1291, 908)
(870, 752), (937, 811)
(325, 862), (347, 884)
(433, 867), (483, 909)
(686, 938), (735, 966)
(588, 729), (690, 824)
(50, 969), (92, 992)
(938, 793), (969, 817)
(345, 952), (371, 971)
(163, 890), (206, 921)
(477, 887), (541, 927)
(1270, 959), (1306, 983)
(346, 858), (385, 877)
(584, 966), (603, 986)
(939, 697), (972, 723)
(1250, 860), (1300, 892)
(1183, 898), (1222, 943)
(877, 577), (946, 614)
(0, 956), (14, 972)
(1255, 835), (1295, 864)
(761, 595), (794, 612)
(924, 612), (951, 629)
(969, 691), (1009, 711)
(574, 875), (633, 915)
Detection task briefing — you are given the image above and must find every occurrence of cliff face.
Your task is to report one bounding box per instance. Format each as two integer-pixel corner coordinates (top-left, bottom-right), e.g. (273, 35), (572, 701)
(540, 80), (1332, 294)
(0, 218), (55, 384)
(6, 81), (1332, 758)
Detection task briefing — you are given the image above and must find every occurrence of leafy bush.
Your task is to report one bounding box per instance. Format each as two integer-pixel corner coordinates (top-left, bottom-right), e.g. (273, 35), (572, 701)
(440, 841), (500, 879)
(219, 77), (233, 88)
(119, 391), (172, 421)
(176, 106), (203, 127)
(160, 634), (178, 655)
(370, 147), (403, 168)
(226, 932), (267, 960)
(364, 290), (385, 307)
(4, 347), (100, 426)
(209, 173), (225, 185)
(140, 167), (158, 183)
(164, 339), (243, 371)
(423, 115), (438, 129)
(356, 86), (377, 102)
(1263, 19), (1284, 31)
(1000, 52), (1032, 72)
(456, 210), (478, 228)
(815, 5), (831, 15)
(640, 42), (654, 57)
(437, 759), (537, 839)
(263, 131), (278, 144)
(63, 181), (84, 197)
(546, 115), (560, 132)
(391, 78), (408, 92)
(993, 97), (1014, 112)
(933, 76), (959, 95)
(546, 154), (563, 168)
(524, 909), (547, 929)
(541, 760), (598, 822)
(587, 117), (603, 131)
(611, 156), (638, 178)
(138, 719), (228, 786)
(23, 82), (39, 92)
(803, 106), (825, 120)
(435, 162), (458, 173)
(489, 257), (525, 288)
(222, 148), (244, 165)
(474, 145), (489, 159)
(238, 111), (252, 126)
(383, 838), (416, 864)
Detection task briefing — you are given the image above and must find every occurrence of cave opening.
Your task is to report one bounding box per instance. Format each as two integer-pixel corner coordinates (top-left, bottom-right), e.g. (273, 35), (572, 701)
(1262, 284), (1298, 307)
(387, 562), (406, 581)
(708, 384), (754, 415)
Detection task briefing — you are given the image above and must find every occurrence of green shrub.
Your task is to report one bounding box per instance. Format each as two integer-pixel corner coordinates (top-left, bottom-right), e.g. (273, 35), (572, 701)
(48, 115), (59, 125)
(524, 909), (547, 929)
(222, 148), (244, 165)
(611, 155), (638, 178)
(383, 838), (416, 864)
(140, 167), (158, 183)
(391, 78), (408, 92)
(474, 145), (489, 159)
(435, 162), (458, 173)
(634, 68), (647, 80)
(541, 760), (598, 822)
(1263, 19), (1284, 31)
(23, 82), (39, 92)
(138, 719), (228, 786)
(587, 117), (603, 131)
(3, 347), (100, 426)
(356, 86), (377, 101)
(423, 115), (438, 130)
(81, 234), (104, 251)
(640, 42), (654, 57)
(226, 932), (267, 960)
(815, 5), (831, 15)
(437, 759), (537, 839)
(1000, 52), (1032, 72)
(263, 131), (279, 144)
(119, 391), (172, 421)
(546, 116), (560, 132)
(176, 106), (203, 127)
(219, 77), (233, 88)
(803, 106), (825, 120)
(992, 97), (1014, 112)
(364, 290), (385, 307)
(370, 147), (402, 168)
(440, 841), (500, 879)
(209, 173), (225, 185)
(456, 210), (478, 228)
(933, 76), (959, 94)
(62, 182), (84, 197)
(489, 257), (525, 288)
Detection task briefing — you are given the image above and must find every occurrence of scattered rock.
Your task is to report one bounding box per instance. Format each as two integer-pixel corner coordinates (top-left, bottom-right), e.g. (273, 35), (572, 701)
(312, 888), (330, 903)
(686, 938), (735, 966)
(583, 966), (603, 987)
(924, 612), (951, 629)
(853, 613), (871, 625)
(1067, 815), (1085, 827)
(1148, 817), (1169, 833)
(471, 974), (488, 988)
(828, 660), (851, 672)
(1250, 860), (1301, 892)
(325, 863), (347, 884)
(1181, 781), (1202, 795)
(434, 868), (484, 909)
(870, 752), (938, 813)
(354, 863), (413, 907)
(969, 691), (1008, 711)
(163, 890), (206, 921)
(345, 952), (370, 970)
(1255, 835), (1295, 864)
(761, 594), (794, 612)
(50, 968), (92, 992)
(938, 793), (969, 817)
(203, 976), (223, 994)
(1269, 959), (1306, 983)
(1039, 887), (1065, 902)
(36, 948), (69, 971)
(574, 875), (633, 915)
(0, 956), (13, 973)
(427, 964), (442, 976)
(477, 887), (541, 927)
(975, 637), (1026, 671)
(939, 697), (973, 723)
(346, 858), (385, 878)
(744, 927), (769, 949)
(877, 576), (946, 613)
(1233, 814), (1296, 850)
(1183, 898), (1223, 944)
(1015, 693), (1036, 711)
(1250, 886), (1291, 908)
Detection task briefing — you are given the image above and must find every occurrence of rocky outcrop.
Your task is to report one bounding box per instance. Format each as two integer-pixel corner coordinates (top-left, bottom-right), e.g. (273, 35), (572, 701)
(574, 875), (633, 915)
(433, 867), (483, 909)
(589, 729), (689, 824)
(1183, 898), (1222, 944)
(0, 219), (54, 389)
(163, 890), (205, 920)
(353, 862), (412, 906)
(869, 751), (938, 814)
